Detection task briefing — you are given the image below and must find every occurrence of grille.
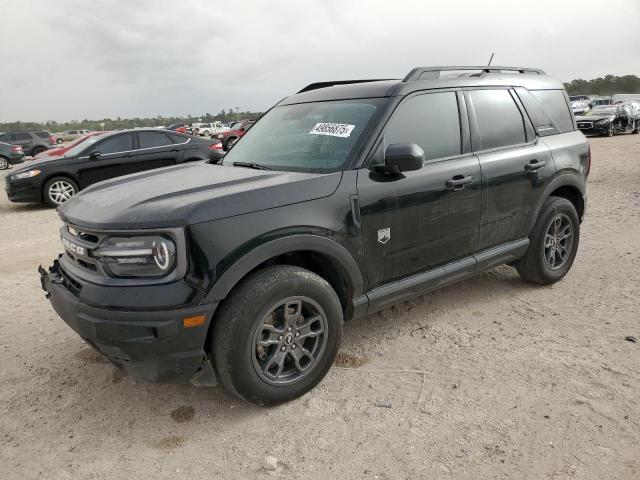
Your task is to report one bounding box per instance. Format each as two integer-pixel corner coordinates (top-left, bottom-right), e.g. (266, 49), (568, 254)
(62, 223), (104, 274)
(577, 122), (593, 129)
(60, 266), (82, 297)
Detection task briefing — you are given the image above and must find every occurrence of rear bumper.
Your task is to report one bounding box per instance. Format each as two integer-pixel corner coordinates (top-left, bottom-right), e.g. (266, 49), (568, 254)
(8, 154), (26, 165)
(39, 260), (216, 382)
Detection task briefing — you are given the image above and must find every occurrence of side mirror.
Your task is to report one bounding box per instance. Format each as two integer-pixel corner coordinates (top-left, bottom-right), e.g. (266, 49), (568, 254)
(90, 151), (102, 159)
(383, 143), (424, 173)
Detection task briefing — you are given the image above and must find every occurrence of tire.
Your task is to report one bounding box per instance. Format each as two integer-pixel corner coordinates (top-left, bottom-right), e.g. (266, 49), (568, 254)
(202, 130), (210, 136)
(56, 138), (64, 144)
(32, 146), (46, 156)
(633, 120), (639, 134)
(43, 176), (79, 207)
(0, 156), (8, 170)
(225, 137), (238, 151)
(212, 265), (343, 405)
(515, 196), (580, 285)
(605, 124), (615, 137)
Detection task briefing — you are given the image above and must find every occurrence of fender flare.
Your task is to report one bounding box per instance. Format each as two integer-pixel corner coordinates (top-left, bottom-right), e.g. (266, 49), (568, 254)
(527, 173), (586, 233)
(204, 234), (365, 304)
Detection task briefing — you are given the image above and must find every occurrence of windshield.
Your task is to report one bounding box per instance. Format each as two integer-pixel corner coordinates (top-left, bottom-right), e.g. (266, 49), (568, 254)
(230, 122), (243, 130)
(222, 99), (386, 173)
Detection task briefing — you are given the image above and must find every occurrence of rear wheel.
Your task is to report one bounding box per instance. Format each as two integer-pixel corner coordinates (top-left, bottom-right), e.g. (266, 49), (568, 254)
(515, 196), (580, 285)
(32, 146), (46, 156)
(56, 138), (64, 144)
(212, 266), (343, 405)
(633, 120), (639, 134)
(0, 156), (9, 170)
(43, 176), (79, 207)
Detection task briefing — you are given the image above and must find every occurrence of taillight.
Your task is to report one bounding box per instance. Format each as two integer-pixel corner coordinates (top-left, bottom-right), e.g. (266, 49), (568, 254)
(11, 145), (21, 152)
(209, 141), (223, 150)
(49, 136), (56, 145)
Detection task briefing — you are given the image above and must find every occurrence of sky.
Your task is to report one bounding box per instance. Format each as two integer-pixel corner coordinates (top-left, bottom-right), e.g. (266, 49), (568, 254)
(1, 0), (639, 123)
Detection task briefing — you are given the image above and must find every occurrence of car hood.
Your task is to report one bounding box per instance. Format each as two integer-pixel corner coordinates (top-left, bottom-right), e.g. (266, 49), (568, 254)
(11, 154), (76, 174)
(58, 163), (342, 230)
(575, 114), (614, 122)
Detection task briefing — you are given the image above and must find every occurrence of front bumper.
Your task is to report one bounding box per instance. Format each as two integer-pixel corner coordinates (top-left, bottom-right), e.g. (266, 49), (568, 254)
(39, 260), (216, 382)
(577, 122), (609, 135)
(4, 176), (42, 203)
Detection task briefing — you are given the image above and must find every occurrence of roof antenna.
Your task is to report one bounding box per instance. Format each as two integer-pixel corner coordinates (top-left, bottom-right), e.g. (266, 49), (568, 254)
(487, 52), (495, 66)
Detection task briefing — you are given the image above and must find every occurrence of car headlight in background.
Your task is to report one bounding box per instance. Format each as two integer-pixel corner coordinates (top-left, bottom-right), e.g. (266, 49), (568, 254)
(94, 236), (176, 277)
(12, 169), (41, 180)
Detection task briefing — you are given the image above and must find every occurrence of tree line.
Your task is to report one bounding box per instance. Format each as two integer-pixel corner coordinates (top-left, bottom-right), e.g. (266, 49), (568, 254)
(2, 74), (640, 133)
(0, 109), (263, 134)
(563, 74), (640, 96)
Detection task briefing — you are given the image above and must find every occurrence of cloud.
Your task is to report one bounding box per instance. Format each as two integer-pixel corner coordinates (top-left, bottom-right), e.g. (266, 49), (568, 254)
(1, 0), (639, 122)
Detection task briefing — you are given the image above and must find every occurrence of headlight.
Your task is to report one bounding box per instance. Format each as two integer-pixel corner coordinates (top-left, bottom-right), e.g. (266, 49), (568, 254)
(94, 236), (176, 277)
(12, 169), (41, 180)
(595, 117), (614, 125)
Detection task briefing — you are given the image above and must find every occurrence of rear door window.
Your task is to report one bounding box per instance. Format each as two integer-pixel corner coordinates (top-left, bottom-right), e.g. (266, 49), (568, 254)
(385, 91), (462, 161)
(468, 89), (526, 150)
(138, 131), (173, 148)
(14, 133), (32, 141)
(530, 90), (574, 133)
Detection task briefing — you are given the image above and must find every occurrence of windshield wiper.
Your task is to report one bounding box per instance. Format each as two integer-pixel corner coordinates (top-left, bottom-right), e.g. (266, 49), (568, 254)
(232, 161), (272, 171)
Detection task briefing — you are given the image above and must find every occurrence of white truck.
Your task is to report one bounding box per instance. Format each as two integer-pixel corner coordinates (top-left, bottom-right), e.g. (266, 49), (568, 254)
(190, 122), (229, 137)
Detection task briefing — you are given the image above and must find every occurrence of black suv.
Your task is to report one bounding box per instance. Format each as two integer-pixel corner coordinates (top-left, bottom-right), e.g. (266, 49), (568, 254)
(0, 130), (55, 156)
(6, 128), (223, 207)
(40, 66), (589, 405)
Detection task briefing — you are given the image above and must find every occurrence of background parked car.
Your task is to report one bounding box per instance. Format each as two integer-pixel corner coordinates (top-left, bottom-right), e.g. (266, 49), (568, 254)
(33, 131), (107, 160)
(589, 97), (613, 108)
(569, 95), (590, 103)
(166, 123), (187, 134)
(5, 128), (225, 207)
(52, 133), (65, 144)
(0, 130), (55, 156)
(215, 119), (255, 150)
(575, 103), (640, 136)
(190, 121), (229, 136)
(0, 142), (25, 169)
(61, 129), (93, 142)
(571, 101), (590, 116)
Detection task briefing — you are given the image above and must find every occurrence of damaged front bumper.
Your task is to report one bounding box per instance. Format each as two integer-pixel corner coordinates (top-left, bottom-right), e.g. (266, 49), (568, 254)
(39, 260), (217, 384)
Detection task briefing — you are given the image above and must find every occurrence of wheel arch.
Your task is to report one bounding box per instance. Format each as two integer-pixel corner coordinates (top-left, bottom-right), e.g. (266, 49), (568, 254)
(41, 172), (81, 200)
(204, 235), (365, 321)
(528, 175), (586, 233)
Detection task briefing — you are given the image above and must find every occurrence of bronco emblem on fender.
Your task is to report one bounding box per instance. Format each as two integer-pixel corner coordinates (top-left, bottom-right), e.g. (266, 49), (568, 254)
(378, 228), (391, 244)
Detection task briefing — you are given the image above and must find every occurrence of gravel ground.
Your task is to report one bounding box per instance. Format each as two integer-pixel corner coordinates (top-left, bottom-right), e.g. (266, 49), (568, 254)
(1, 134), (639, 479)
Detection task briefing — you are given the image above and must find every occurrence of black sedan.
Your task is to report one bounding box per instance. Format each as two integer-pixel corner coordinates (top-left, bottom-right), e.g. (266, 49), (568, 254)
(575, 104), (640, 137)
(5, 129), (224, 207)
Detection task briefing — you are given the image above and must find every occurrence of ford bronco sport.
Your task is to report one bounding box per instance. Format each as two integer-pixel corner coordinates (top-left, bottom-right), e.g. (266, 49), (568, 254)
(40, 66), (589, 405)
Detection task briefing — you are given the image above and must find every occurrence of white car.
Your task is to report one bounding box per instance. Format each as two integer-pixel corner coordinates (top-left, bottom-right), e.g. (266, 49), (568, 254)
(61, 129), (93, 141)
(571, 101), (590, 116)
(190, 122), (229, 136)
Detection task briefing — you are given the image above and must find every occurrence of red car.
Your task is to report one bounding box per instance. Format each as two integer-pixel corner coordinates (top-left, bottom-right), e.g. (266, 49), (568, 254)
(215, 120), (255, 150)
(166, 123), (188, 134)
(33, 131), (107, 160)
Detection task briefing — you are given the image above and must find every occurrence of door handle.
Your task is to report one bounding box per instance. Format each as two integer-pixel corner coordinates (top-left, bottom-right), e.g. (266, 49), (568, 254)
(445, 175), (474, 190)
(525, 159), (546, 171)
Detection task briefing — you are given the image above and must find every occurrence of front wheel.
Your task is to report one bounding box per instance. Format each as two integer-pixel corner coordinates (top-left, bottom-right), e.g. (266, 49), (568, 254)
(515, 196), (580, 285)
(212, 266), (343, 405)
(43, 176), (79, 207)
(605, 124), (615, 137)
(0, 156), (8, 170)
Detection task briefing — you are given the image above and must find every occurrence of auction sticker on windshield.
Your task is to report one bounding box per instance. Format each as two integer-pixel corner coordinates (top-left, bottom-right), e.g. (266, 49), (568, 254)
(309, 123), (355, 138)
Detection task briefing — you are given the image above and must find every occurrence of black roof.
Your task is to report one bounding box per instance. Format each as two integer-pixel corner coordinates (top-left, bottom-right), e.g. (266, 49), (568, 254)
(280, 66), (562, 106)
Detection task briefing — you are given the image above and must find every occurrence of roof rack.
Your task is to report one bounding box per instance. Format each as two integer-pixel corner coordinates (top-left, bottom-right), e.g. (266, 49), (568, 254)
(297, 79), (393, 94)
(403, 66), (545, 82)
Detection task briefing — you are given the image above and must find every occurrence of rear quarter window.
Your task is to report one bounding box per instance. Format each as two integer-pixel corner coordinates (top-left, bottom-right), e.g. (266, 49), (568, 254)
(35, 131), (51, 139)
(530, 90), (575, 133)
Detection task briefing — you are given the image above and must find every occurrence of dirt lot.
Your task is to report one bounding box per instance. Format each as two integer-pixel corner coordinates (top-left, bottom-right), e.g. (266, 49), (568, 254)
(1, 135), (639, 480)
